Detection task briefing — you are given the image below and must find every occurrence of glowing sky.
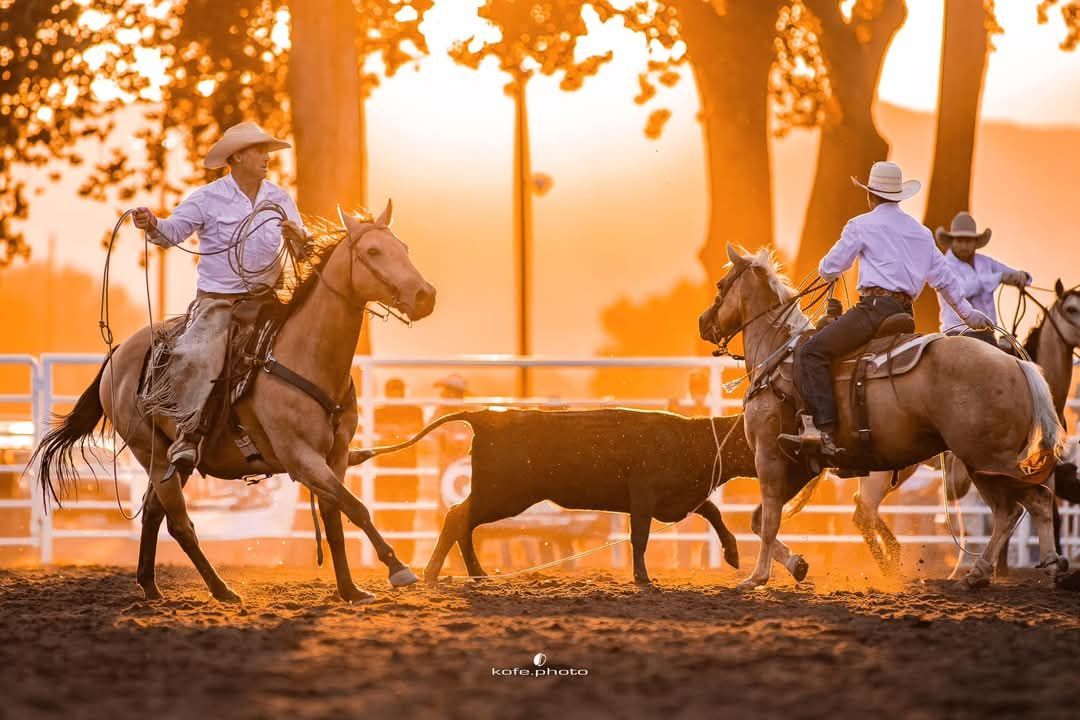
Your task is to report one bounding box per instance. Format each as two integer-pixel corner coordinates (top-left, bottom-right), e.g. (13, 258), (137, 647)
(13, 0), (1080, 368)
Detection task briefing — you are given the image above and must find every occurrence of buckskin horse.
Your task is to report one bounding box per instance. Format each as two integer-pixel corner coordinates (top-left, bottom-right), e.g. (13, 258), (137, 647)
(698, 245), (1066, 591)
(30, 201), (436, 603)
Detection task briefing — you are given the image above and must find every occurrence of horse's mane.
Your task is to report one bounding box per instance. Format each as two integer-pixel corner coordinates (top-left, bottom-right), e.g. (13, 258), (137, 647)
(1023, 321), (1042, 361)
(272, 209), (374, 310)
(737, 246), (809, 332)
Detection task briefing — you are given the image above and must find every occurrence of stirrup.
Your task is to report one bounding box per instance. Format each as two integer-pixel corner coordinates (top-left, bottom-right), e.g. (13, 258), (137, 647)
(778, 415), (844, 460)
(167, 439), (198, 474)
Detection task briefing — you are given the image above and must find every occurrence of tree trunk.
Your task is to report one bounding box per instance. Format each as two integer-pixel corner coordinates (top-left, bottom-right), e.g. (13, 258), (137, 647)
(912, 0), (990, 331)
(287, 0), (371, 352)
(793, 0), (907, 285)
(676, 0), (782, 280)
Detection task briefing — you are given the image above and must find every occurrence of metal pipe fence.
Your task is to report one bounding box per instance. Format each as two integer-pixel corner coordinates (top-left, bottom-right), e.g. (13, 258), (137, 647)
(0, 353), (1076, 569)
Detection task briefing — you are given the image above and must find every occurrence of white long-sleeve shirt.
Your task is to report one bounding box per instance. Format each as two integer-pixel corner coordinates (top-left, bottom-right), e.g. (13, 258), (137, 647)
(937, 250), (1025, 331)
(818, 202), (975, 320)
(147, 174), (302, 294)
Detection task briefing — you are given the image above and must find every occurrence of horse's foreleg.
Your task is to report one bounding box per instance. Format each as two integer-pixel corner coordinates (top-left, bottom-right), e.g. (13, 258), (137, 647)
(289, 450), (418, 588)
(751, 502), (807, 580)
(741, 455), (788, 591)
(317, 449), (377, 603)
(155, 465), (240, 602)
(317, 498), (376, 603)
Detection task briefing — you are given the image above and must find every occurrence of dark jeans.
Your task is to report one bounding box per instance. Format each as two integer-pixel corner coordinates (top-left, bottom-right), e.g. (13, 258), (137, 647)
(795, 295), (909, 432)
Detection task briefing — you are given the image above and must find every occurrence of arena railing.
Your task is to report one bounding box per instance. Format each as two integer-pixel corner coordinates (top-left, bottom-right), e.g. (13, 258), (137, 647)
(0, 355), (41, 556)
(7, 353), (1080, 568)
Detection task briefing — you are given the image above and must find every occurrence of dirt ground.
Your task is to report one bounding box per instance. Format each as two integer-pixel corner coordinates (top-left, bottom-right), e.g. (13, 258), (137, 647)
(1, 565), (1079, 720)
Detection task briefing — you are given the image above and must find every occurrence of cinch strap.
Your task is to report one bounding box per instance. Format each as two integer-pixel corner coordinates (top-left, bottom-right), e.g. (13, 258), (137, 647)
(262, 355), (345, 421)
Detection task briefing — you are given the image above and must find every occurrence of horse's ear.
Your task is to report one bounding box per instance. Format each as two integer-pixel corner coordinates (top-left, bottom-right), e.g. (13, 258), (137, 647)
(1056, 279), (1065, 298)
(338, 204), (362, 235)
(726, 243), (745, 266)
(375, 198), (393, 227)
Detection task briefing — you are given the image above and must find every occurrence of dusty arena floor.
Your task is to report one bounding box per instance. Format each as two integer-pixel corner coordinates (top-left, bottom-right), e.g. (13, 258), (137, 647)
(2, 566), (1079, 720)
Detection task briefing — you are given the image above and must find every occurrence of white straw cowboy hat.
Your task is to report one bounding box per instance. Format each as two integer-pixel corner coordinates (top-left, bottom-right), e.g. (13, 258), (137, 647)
(850, 161), (921, 202)
(203, 121), (290, 169)
(935, 211), (992, 249)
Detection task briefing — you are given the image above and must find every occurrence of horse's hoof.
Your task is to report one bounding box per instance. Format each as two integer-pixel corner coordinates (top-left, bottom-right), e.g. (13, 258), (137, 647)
(962, 576), (990, 591)
(788, 555), (809, 582)
(724, 546), (740, 570)
(140, 584), (163, 601)
(423, 571), (440, 587)
(340, 585), (376, 604)
(736, 578), (765, 592)
(634, 576), (654, 589)
(389, 567), (420, 588)
(213, 587), (243, 604)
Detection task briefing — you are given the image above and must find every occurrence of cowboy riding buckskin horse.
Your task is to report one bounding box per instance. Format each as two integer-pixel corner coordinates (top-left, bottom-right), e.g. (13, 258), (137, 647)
(697, 162), (1066, 591)
(30, 121), (437, 604)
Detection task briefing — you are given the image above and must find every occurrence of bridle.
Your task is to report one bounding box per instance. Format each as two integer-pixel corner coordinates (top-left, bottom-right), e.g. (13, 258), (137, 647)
(312, 223), (414, 326)
(1025, 286), (1080, 362)
(704, 263), (830, 361)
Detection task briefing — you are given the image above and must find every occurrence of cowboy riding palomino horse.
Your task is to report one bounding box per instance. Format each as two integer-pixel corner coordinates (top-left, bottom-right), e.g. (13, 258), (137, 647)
(30, 202), (436, 603)
(840, 278), (1080, 578)
(698, 245), (1067, 590)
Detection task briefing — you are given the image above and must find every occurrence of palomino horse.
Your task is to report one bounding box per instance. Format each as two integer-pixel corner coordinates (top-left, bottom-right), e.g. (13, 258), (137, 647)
(698, 245), (1066, 590)
(844, 279), (1080, 577)
(30, 201), (436, 603)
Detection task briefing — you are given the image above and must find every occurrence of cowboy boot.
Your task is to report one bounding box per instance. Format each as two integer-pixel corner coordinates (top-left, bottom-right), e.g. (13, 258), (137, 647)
(778, 415), (843, 461)
(167, 434), (199, 473)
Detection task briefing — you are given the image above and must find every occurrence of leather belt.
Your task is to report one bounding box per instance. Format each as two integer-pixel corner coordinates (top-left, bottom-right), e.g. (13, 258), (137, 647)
(861, 286), (913, 305)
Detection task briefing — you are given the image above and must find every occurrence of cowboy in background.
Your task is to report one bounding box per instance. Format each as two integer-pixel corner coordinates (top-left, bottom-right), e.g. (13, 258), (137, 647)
(783, 161), (993, 460)
(935, 211), (1032, 348)
(132, 121), (307, 470)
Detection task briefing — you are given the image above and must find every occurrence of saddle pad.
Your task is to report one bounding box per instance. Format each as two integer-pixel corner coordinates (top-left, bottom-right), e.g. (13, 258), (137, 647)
(833, 333), (944, 382)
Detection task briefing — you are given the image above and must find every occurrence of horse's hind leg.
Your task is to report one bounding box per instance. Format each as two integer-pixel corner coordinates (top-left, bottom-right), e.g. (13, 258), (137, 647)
(154, 463), (240, 602)
(962, 476), (1022, 590)
(854, 472), (897, 576)
(1017, 484), (1068, 583)
(128, 431), (178, 600)
(136, 489), (166, 600)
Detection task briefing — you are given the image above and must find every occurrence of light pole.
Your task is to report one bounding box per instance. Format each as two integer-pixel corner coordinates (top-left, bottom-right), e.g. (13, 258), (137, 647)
(512, 78), (532, 398)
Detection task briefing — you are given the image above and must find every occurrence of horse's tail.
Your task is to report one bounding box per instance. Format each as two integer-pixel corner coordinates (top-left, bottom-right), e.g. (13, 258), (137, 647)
(347, 411), (474, 466)
(26, 354), (111, 510)
(1017, 359), (1066, 460)
(782, 473), (822, 520)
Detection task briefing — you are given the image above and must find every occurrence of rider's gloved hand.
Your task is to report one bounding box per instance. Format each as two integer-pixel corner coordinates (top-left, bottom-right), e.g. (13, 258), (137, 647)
(132, 207), (158, 231)
(281, 220), (308, 258)
(1002, 270), (1032, 288)
(965, 309), (994, 331)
